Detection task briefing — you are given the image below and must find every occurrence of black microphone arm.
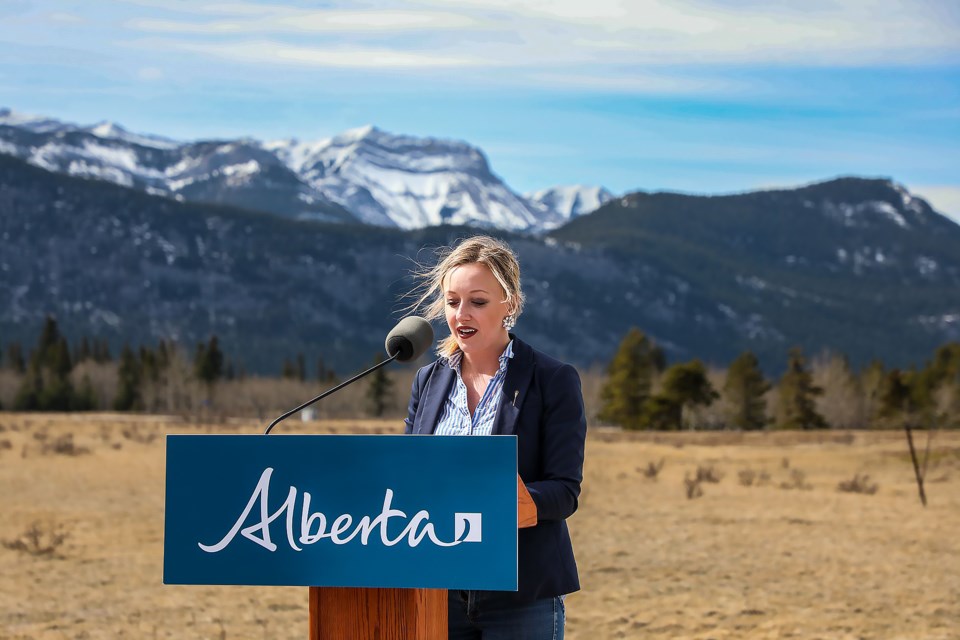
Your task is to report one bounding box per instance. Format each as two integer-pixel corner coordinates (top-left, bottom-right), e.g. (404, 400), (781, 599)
(263, 316), (433, 435)
(263, 352), (399, 435)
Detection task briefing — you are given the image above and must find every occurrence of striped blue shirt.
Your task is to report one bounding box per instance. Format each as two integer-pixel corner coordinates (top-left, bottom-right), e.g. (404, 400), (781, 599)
(434, 341), (514, 436)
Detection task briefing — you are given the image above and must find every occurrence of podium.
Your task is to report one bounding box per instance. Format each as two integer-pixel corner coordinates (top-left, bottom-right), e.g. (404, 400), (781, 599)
(163, 434), (518, 639)
(309, 587), (446, 639)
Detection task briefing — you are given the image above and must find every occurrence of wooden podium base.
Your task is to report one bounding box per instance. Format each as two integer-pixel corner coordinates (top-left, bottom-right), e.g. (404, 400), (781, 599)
(309, 587), (448, 639)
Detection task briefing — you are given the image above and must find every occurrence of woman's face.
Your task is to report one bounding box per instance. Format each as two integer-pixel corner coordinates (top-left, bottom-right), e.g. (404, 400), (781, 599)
(443, 262), (512, 360)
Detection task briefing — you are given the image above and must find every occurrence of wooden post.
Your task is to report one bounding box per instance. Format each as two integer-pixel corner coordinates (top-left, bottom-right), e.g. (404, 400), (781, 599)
(904, 424), (928, 507)
(309, 587), (447, 640)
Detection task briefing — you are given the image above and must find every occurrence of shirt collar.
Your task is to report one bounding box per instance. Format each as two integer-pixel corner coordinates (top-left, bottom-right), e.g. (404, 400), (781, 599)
(447, 339), (514, 372)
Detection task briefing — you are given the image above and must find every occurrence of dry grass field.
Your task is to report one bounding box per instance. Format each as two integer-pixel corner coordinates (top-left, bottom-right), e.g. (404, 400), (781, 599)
(0, 413), (957, 639)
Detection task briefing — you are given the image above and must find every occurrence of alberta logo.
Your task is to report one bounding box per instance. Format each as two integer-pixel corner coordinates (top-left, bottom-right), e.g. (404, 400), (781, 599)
(198, 467), (483, 553)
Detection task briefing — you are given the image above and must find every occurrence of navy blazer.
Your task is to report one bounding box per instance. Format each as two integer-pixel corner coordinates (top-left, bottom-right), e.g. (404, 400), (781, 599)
(404, 336), (586, 603)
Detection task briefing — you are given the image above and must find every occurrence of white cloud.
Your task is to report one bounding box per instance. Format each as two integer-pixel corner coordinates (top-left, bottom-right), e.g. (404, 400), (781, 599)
(126, 10), (479, 34)
(529, 71), (748, 95)
(416, 0), (960, 64)
(116, 0), (960, 69)
(113, 0), (287, 16)
(47, 12), (86, 24)
(154, 39), (492, 69)
(136, 66), (164, 80)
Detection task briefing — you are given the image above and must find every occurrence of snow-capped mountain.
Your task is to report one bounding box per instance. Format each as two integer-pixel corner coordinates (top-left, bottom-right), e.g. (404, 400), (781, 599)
(526, 185), (614, 222)
(0, 108), (353, 223)
(83, 121), (179, 150)
(0, 108), (575, 231)
(266, 125), (562, 230)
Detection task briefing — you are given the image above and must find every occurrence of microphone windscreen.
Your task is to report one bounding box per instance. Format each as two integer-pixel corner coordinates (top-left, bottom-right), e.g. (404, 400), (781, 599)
(385, 316), (434, 363)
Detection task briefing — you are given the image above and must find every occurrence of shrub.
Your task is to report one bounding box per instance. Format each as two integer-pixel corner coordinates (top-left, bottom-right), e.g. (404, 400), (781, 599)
(695, 464), (724, 483)
(780, 468), (812, 490)
(739, 468), (772, 487)
(640, 458), (665, 480)
(121, 424), (159, 445)
(837, 473), (878, 495)
(684, 473), (704, 499)
(40, 433), (90, 456)
(2, 521), (69, 558)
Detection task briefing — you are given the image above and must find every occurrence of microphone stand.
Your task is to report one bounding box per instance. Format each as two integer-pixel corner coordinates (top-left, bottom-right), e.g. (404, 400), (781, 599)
(260, 342), (446, 638)
(264, 351), (400, 435)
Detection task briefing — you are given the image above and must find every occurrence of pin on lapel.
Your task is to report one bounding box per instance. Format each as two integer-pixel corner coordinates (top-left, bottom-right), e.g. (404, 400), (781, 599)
(512, 390), (519, 407)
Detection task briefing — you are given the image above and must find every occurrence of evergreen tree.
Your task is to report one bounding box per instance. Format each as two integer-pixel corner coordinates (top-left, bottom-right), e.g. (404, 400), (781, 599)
(281, 359), (298, 379)
(876, 368), (936, 426)
(194, 336), (224, 384)
(723, 351), (770, 430)
(76, 336), (92, 364)
(38, 337), (75, 410)
(13, 316), (75, 411)
(598, 328), (661, 429)
(316, 355), (336, 383)
(860, 359), (886, 427)
(925, 342), (960, 387)
(35, 316), (61, 364)
(366, 355), (393, 417)
(914, 342), (960, 426)
(73, 374), (98, 411)
(296, 353), (306, 382)
(777, 347), (826, 429)
(140, 346), (160, 385)
(877, 369), (909, 421)
(114, 344), (142, 411)
(642, 359), (718, 430)
(639, 395), (677, 431)
(12, 367), (41, 410)
(5, 341), (25, 373)
(93, 339), (112, 363)
(156, 339), (171, 371)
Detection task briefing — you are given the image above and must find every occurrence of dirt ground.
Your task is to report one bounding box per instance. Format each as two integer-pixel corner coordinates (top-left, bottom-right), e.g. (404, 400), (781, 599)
(0, 414), (957, 639)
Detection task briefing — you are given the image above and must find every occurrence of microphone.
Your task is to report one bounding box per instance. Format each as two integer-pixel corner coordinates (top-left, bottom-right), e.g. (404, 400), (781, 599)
(264, 317), (434, 434)
(385, 316), (434, 362)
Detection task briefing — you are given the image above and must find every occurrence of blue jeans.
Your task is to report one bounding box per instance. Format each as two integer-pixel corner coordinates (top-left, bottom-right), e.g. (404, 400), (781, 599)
(448, 590), (565, 640)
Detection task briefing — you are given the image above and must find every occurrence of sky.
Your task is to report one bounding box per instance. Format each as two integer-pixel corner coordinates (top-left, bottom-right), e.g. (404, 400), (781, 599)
(2, 0), (959, 221)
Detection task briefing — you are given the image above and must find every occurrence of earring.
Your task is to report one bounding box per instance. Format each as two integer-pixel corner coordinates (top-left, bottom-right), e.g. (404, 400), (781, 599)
(502, 315), (515, 330)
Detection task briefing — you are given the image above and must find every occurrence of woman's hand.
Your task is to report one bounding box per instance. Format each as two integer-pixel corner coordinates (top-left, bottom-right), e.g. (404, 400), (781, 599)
(518, 474), (538, 528)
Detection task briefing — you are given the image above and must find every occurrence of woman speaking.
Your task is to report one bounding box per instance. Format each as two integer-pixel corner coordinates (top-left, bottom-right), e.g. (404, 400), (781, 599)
(404, 235), (587, 639)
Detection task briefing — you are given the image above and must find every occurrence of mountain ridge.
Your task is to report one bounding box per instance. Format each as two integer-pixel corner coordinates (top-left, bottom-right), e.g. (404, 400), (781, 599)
(0, 108), (608, 231)
(1, 151), (958, 375)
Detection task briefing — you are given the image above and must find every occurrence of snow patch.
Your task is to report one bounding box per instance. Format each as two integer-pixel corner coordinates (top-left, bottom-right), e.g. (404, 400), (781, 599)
(0, 108), (70, 133)
(915, 313), (960, 334)
(736, 275), (768, 291)
(823, 200), (909, 229)
(67, 160), (134, 187)
(221, 160), (261, 185)
(893, 181), (927, 216)
(525, 185), (614, 220)
(87, 121), (178, 149)
(915, 256), (938, 277)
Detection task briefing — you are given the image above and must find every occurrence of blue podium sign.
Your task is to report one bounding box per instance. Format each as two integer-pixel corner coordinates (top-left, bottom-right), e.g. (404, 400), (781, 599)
(163, 434), (518, 590)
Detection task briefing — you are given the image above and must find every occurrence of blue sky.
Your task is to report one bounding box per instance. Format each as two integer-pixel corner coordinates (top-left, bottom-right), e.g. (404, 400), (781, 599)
(2, 0), (959, 220)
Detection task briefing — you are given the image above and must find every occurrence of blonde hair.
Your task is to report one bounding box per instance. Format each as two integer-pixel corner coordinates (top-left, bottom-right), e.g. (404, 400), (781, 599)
(408, 235), (525, 357)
